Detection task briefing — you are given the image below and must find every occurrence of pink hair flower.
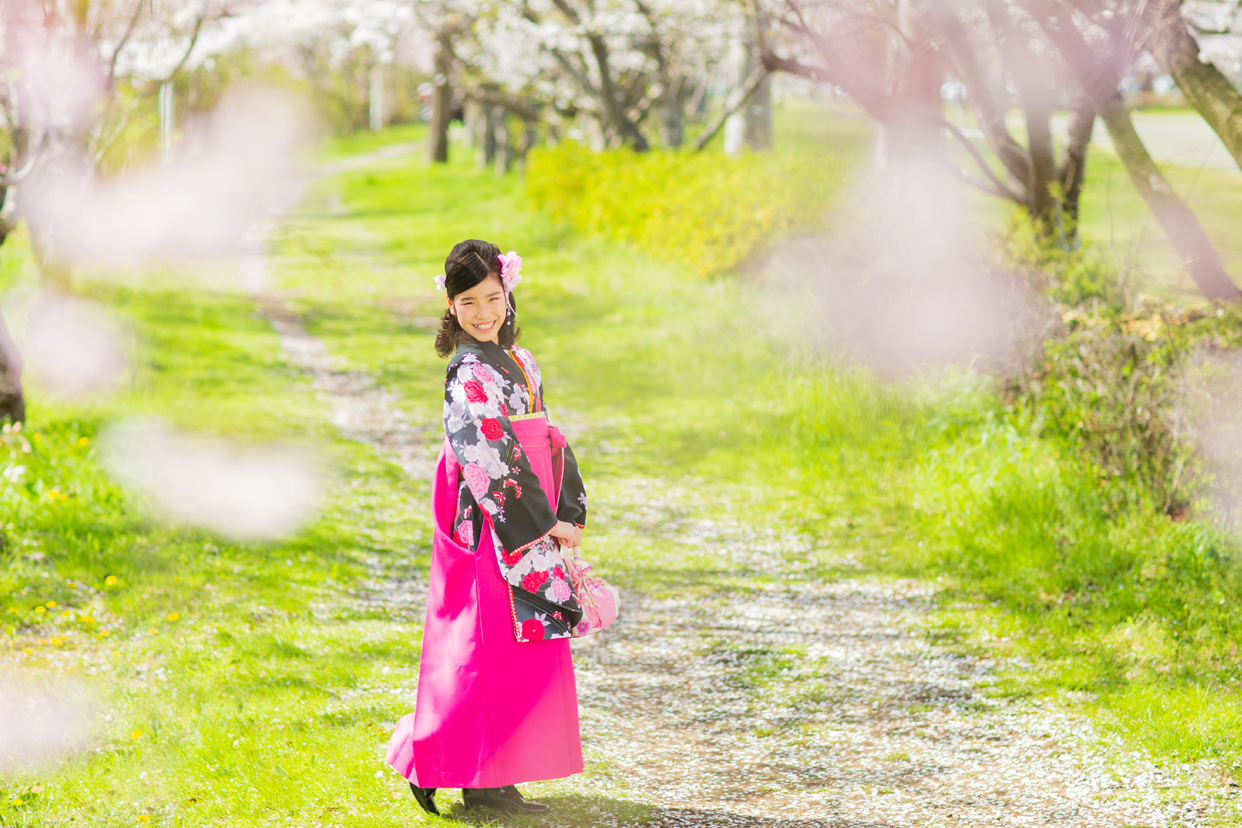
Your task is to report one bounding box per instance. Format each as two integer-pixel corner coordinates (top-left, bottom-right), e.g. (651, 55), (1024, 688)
(433, 274), (446, 291)
(498, 251), (523, 292)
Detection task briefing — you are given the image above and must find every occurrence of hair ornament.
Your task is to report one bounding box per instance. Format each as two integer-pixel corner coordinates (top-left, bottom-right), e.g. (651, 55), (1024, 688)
(433, 274), (446, 292)
(498, 251), (523, 292)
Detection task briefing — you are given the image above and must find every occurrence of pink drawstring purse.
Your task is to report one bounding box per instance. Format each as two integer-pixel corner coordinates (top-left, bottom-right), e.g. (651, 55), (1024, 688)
(560, 548), (619, 637)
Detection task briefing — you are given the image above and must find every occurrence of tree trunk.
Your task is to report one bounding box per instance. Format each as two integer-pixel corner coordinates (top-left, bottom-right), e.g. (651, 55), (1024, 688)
(477, 104), (497, 168)
(1058, 94), (1095, 233)
(1023, 90), (1055, 230)
(0, 309), (24, 424)
(744, 72), (773, 151)
(462, 100), (478, 149)
(585, 33), (649, 151)
(1146, 0), (1242, 173)
(427, 31), (452, 164)
(660, 77), (688, 149)
(1098, 97), (1238, 298)
(494, 113), (514, 175)
(519, 119), (538, 169)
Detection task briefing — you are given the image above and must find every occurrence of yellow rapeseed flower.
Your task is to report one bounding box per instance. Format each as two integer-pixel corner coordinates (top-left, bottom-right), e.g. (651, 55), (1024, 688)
(105, 576), (118, 586)
(167, 613), (180, 622)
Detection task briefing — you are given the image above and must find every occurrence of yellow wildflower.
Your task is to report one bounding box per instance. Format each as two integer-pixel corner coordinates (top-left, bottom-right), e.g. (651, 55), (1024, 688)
(132, 729), (143, 740)
(80, 615), (94, 624)
(166, 613), (180, 622)
(10, 797), (23, 806)
(62, 610), (73, 619)
(105, 576), (118, 586)
(137, 816), (150, 824)
(78, 437), (89, 446)
(46, 601), (56, 608)
(6, 607), (17, 614)
(34, 606), (45, 613)
(21, 648), (30, 655)
(99, 629), (110, 637)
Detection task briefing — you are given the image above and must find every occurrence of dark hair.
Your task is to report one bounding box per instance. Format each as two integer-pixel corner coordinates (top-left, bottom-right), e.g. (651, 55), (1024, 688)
(434, 239), (520, 358)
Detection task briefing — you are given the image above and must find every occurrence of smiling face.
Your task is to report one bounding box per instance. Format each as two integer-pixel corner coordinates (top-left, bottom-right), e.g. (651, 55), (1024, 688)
(449, 274), (507, 345)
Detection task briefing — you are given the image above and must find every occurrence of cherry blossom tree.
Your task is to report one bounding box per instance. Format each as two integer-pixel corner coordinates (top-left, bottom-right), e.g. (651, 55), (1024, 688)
(0, 0), (228, 421)
(456, 0), (758, 152)
(761, 0), (1242, 299)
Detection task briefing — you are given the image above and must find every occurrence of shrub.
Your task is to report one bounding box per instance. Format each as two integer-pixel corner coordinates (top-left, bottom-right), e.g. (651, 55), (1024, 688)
(1002, 213), (1242, 519)
(525, 143), (844, 277)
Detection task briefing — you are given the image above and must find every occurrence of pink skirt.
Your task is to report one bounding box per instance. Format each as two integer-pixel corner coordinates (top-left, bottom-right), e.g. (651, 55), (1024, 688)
(385, 418), (583, 788)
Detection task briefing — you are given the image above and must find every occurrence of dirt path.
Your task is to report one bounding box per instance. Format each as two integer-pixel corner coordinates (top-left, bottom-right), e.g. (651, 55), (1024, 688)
(253, 295), (1236, 827)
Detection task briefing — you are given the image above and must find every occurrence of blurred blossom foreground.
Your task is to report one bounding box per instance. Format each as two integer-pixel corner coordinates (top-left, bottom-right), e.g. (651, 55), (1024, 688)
(24, 85), (309, 268)
(0, 678), (95, 773)
(19, 292), (129, 400)
(101, 419), (325, 542)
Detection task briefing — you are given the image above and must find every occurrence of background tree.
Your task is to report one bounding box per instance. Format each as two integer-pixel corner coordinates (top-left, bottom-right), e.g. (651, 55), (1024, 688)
(0, 0), (225, 422)
(1023, 0), (1241, 299)
(762, 0), (1096, 240)
(762, 0), (1242, 300)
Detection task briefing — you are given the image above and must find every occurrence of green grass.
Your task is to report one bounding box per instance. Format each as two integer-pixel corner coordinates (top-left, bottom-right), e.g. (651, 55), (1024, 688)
(5, 106), (1242, 826)
(319, 122), (427, 159)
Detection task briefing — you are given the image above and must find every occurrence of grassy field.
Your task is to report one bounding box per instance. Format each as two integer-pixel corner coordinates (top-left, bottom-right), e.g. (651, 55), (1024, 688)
(4, 101), (1242, 826)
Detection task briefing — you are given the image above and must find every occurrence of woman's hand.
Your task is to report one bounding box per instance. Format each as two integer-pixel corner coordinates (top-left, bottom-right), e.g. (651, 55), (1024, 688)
(549, 521), (582, 548)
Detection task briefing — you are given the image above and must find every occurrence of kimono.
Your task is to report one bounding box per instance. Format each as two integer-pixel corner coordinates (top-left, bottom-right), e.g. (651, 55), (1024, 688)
(386, 340), (588, 789)
(444, 342), (589, 640)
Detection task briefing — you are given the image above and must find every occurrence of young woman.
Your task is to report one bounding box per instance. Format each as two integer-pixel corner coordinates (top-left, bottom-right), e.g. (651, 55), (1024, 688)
(386, 239), (588, 816)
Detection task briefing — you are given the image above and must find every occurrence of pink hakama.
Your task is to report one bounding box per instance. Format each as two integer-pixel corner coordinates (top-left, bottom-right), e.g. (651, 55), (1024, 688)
(386, 417), (583, 788)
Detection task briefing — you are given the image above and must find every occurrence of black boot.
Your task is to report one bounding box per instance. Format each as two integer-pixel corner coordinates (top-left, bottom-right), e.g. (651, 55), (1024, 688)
(409, 782), (439, 815)
(462, 785), (550, 814)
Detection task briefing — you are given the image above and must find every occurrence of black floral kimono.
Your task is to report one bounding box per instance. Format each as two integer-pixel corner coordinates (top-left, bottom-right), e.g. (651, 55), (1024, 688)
(443, 341), (588, 640)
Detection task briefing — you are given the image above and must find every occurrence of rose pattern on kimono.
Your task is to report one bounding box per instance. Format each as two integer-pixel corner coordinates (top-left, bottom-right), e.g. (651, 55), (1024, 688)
(443, 342), (589, 641)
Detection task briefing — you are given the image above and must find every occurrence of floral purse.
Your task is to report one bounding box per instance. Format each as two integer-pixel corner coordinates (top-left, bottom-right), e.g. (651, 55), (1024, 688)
(559, 548), (619, 637)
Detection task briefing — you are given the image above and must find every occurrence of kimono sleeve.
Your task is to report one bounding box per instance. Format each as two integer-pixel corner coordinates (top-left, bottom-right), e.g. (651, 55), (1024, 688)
(443, 360), (559, 558)
(557, 443), (588, 528)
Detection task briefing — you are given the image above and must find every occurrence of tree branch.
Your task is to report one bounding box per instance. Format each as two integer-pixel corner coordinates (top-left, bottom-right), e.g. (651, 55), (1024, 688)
(0, 136), (45, 187)
(108, 0), (147, 81)
(692, 64), (766, 151)
(152, 13), (214, 87)
(464, 89), (540, 122)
